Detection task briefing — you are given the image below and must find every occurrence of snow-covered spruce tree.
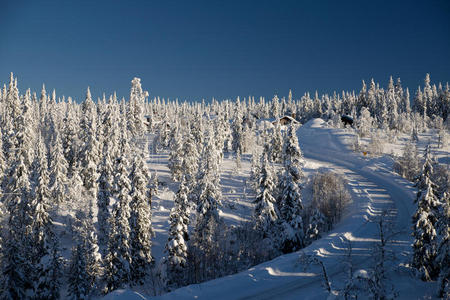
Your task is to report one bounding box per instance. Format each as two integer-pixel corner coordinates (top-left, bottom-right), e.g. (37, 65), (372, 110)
(35, 232), (62, 300)
(38, 84), (48, 126)
(357, 107), (373, 137)
(231, 97), (244, 155)
(277, 123), (305, 253)
(79, 87), (100, 199)
(249, 147), (261, 191)
(271, 94), (280, 119)
(305, 208), (327, 245)
(41, 108), (58, 160)
(100, 93), (121, 159)
(189, 131), (224, 283)
(30, 138), (62, 299)
(213, 113), (228, 161)
(85, 206), (103, 296)
(104, 130), (133, 292)
(270, 119), (284, 163)
(67, 242), (90, 300)
(97, 97), (122, 249)
(67, 209), (102, 300)
(181, 130), (199, 190)
(393, 140), (420, 181)
(168, 128), (184, 182)
(412, 146), (441, 281)
(49, 129), (68, 204)
(282, 123), (304, 182)
(436, 193), (449, 298)
(0, 129), (6, 180)
(164, 176), (190, 291)
(127, 77), (147, 137)
(129, 153), (153, 285)
(1, 73), (23, 161)
(278, 168), (304, 253)
(97, 146), (115, 249)
(191, 107), (204, 150)
(62, 98), (80, 177)
(253, 152), (279, 243)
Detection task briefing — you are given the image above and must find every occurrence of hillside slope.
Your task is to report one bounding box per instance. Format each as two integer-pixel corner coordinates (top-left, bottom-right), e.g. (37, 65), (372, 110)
(104, 119), (439, 300)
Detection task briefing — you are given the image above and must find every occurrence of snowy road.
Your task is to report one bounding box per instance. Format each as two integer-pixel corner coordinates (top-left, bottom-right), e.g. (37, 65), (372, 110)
(151, 119), (419, 300)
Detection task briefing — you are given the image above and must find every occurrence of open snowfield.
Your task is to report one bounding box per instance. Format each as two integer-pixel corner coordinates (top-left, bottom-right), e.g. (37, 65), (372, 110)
(102, 118), (447, 299)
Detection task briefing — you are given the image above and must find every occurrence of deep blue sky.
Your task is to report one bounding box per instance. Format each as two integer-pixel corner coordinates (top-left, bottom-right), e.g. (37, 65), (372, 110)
(1, 0), (449, 102)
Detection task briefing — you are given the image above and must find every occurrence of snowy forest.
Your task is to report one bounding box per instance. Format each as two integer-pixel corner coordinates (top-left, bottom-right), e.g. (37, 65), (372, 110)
(0, 72), (448, 299)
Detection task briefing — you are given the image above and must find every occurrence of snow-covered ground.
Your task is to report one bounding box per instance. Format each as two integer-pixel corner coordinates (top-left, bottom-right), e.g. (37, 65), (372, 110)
(103, 118), (446, 299)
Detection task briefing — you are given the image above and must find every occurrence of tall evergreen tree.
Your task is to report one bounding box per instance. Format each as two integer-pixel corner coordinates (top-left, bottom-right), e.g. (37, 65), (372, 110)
(277, 124), (305, 253)
(168, 129), (184, 182)
(270, 119), (283, 163)
(79, 87), (100, 199)
(393, 140), (420, 181)
(253, 153), (279, 239)
(181, 130), (199, 188)
(67, 210), (102, 300)
(49, 130), (69, 204)
(104, 131), (133, 291)
(164, 177), (190, 290)
(436, 193), (449, 298)
(97, 148), (114, 249)
(31, 138), (62, 299)
(129, 153), (153, 284)
(282, 123), (304, 181)
(189, 131), (223, 282)
(412, 146), (440, 281)
(128, 77), (146, 137)
(62, 99), (80, 177)
(231, 97), (244, 155)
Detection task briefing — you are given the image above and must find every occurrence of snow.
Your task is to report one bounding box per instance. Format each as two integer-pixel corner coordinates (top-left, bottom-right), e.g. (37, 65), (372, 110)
(101, 289), (147, 300)
(102, 118), (444, 300)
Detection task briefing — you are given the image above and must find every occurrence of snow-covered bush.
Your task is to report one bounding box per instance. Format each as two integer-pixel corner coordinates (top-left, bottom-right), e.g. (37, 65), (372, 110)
(368, 131), (385, 156)
(393, 141), (420, 181)
(311, 172), (351, 230)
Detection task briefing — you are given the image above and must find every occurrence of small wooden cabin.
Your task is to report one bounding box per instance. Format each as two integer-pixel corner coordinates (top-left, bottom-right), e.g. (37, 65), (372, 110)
(272, 115), (299, 126)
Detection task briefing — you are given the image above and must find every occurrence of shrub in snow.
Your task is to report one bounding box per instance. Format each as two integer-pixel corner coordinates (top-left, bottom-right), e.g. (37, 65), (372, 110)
(312, 172), (351, 230)
(368, 131), (384, 156)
